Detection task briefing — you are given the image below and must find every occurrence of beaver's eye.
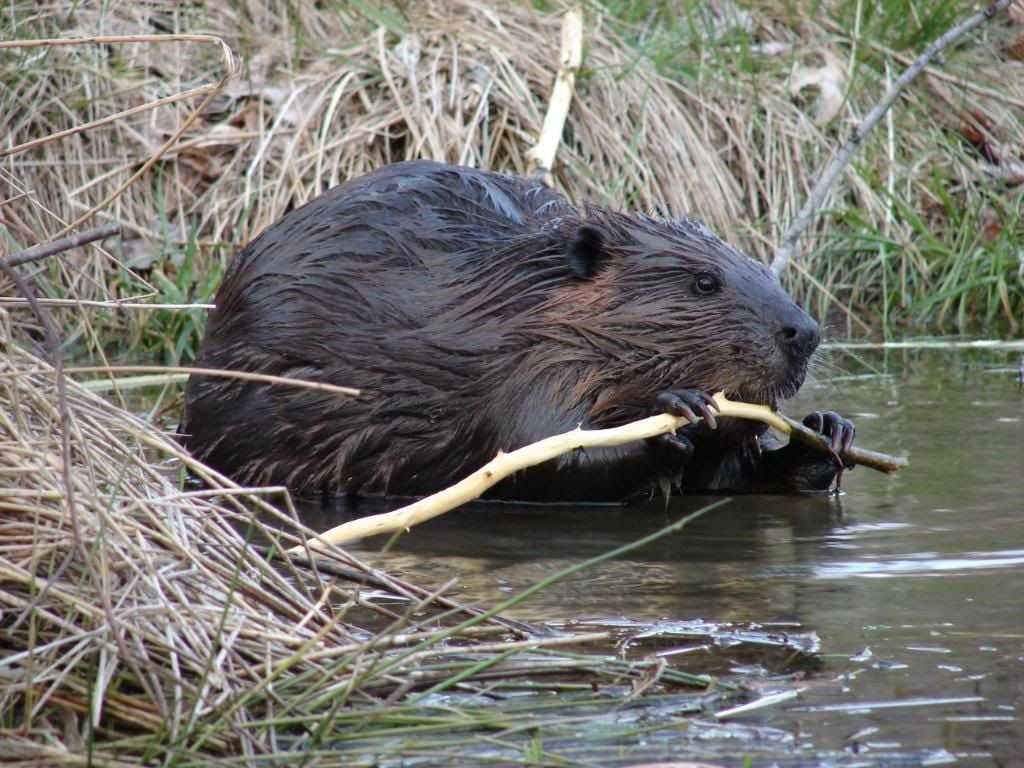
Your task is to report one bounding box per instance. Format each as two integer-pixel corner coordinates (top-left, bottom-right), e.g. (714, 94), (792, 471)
(694, 273), (720, 296)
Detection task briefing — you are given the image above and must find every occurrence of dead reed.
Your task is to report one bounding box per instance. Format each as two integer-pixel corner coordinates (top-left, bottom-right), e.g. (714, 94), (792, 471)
(2, 0), (1021, 354)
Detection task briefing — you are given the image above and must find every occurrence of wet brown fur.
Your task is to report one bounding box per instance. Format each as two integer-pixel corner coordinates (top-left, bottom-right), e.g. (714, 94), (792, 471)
(182, 160), (837, 500)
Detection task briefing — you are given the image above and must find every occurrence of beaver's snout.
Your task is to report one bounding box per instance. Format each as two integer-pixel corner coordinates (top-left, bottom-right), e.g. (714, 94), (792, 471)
(775, 308), (820, 361)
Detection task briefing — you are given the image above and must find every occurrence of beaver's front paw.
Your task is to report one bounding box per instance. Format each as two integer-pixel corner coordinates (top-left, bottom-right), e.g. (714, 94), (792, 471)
(655, 388), (719, 429)
(802, 410), (856, 468)
(644, 388), (715, 480)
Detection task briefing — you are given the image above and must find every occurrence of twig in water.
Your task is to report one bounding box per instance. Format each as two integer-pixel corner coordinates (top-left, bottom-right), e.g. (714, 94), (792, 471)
(715, 688), (804, 719)
(771, 0), (1016, 276)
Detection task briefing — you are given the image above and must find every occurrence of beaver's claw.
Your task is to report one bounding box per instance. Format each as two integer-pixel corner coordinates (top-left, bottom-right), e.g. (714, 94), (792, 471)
(802, 410), (856, 469)
(656, 388), (719, 429)
(651, 431), (695, 458)
(647, 390), (710, 478)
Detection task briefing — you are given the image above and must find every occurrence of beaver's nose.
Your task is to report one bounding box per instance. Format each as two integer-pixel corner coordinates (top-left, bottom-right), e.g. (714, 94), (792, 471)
(777, 312), (820, 358)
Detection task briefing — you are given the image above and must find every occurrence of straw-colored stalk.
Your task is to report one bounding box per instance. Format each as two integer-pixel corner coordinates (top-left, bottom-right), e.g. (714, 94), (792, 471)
(2, 311), (657, 762)
(0, 33), (239, 238)
(526, 5), (583, 185)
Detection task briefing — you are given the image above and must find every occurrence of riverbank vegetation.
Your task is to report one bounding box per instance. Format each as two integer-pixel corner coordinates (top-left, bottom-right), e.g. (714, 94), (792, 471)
(3, 0), (1022, 365)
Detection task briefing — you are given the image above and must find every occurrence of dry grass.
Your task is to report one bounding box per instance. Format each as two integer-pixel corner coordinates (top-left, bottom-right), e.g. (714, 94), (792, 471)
(0, 306), (746, 762)
(2, 0), (1021, 357)
(0, 1), (759, 251)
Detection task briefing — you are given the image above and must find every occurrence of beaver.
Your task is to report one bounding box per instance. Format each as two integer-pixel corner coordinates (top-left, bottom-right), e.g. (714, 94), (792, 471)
(182, 160), (855, 501)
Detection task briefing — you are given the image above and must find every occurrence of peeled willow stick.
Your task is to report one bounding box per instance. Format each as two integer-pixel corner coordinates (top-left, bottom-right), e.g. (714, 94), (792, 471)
(290, 393), (906, 553)
(526, 5), (583, 186)
(710, 395), (906, 474)
(778, 413), (906, 474)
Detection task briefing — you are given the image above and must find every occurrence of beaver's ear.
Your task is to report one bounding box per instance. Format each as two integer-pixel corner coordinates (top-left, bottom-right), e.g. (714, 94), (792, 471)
(567, 225), (606, 279)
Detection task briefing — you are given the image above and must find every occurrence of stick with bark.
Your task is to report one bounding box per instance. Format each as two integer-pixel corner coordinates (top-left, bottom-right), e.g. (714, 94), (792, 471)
(2, 224), (121, 267)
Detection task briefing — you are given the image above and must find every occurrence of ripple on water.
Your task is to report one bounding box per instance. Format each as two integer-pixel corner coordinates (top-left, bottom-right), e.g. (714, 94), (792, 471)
(813, 549), (1024, 578)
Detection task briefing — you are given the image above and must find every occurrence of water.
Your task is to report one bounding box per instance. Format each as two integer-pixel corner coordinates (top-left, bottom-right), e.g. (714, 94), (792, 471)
(298, 347), (1024, 764)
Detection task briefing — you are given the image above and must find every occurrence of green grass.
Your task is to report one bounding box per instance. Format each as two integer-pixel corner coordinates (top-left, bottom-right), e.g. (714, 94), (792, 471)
(812, 168), (1023, 333)
(115, 231), (228, 365)
(594, 0), (1024, 336)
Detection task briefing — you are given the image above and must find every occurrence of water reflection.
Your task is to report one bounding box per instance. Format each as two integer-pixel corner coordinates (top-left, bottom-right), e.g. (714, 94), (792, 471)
(297, 348), (1024, 762)
(815, 550), (1024, 578)
(302, 492), (850, 625)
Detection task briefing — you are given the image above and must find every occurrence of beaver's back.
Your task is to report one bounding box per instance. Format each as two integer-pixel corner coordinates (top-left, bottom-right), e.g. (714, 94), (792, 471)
(183, 161), (575, 492)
